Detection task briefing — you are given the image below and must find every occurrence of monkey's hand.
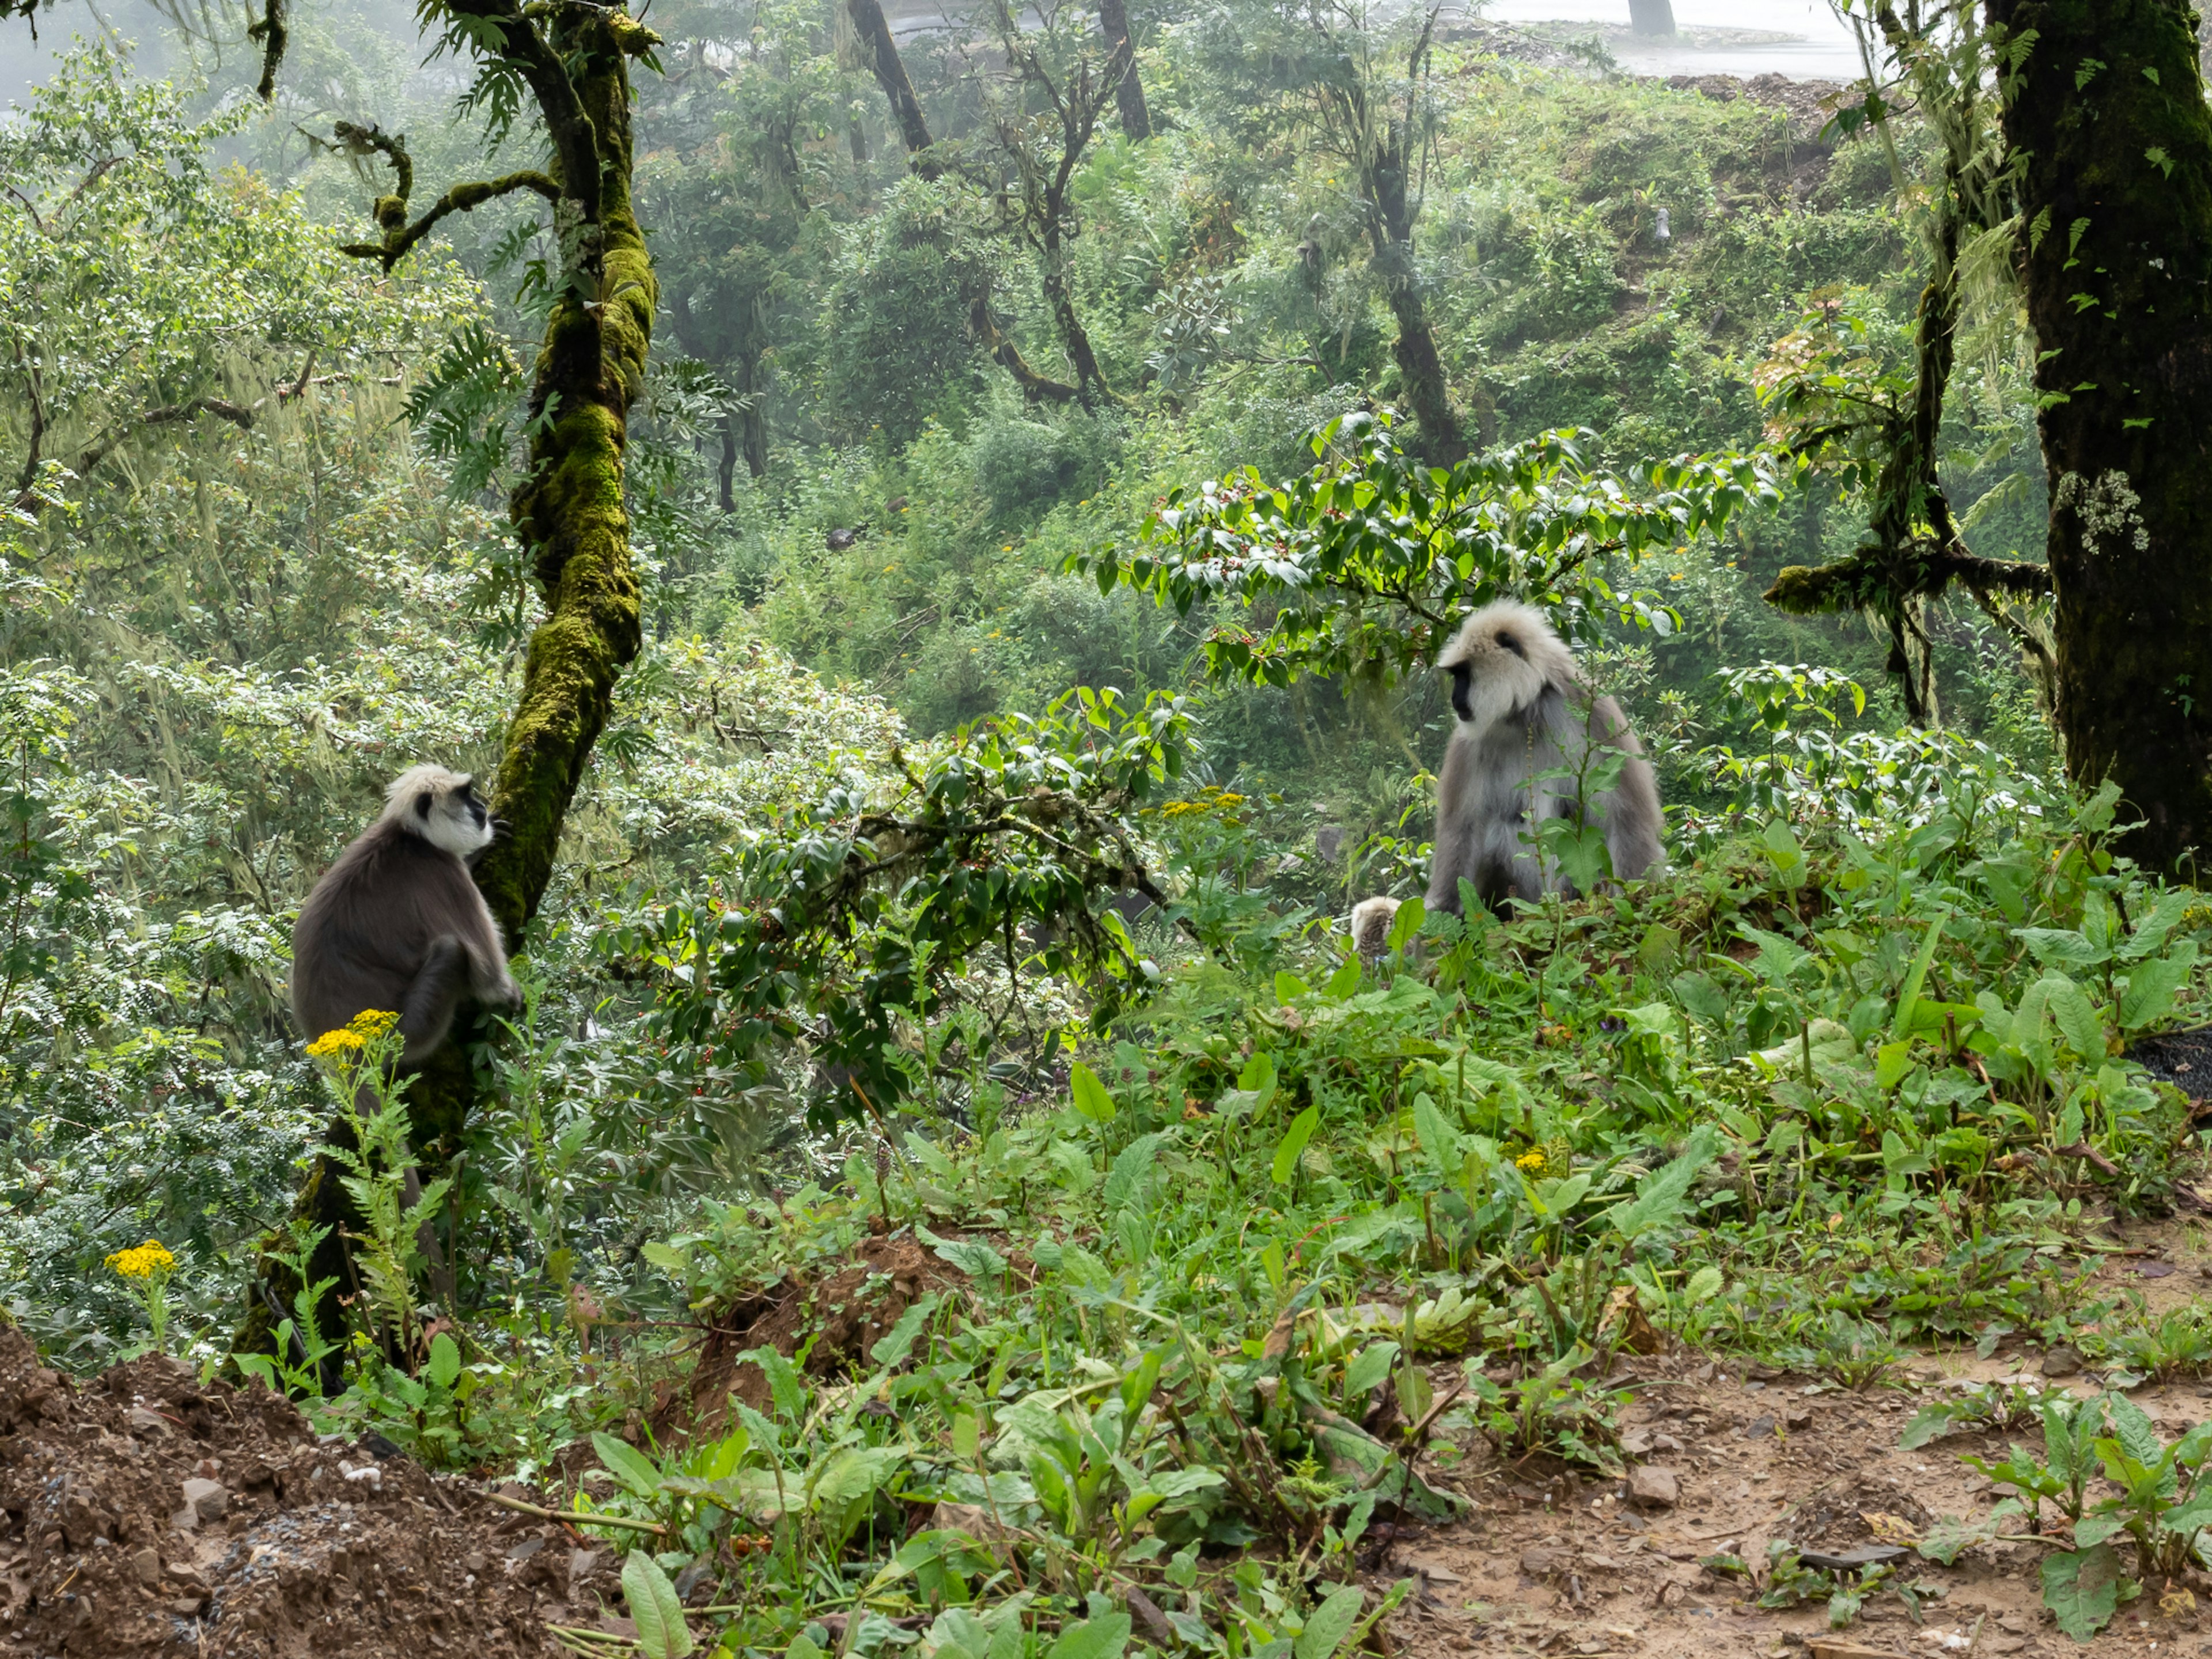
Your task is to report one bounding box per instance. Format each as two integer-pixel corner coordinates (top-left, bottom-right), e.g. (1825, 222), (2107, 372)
(476, 965), (524, 1012)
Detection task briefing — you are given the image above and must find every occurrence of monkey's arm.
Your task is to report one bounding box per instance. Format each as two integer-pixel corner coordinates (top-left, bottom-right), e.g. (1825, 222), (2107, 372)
(1425, 734), (1476, 916)
(397, 935), (472, 1064)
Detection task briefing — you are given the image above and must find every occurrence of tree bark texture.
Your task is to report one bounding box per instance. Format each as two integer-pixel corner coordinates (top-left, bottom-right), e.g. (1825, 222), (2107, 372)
(1366, 123), (1462, 462)
(1987, 0), (2212, 867)
(243, 1), (654, 1369)
(1095, 0), (1152, 140)
(1628, 0), (1676, 37)
(847, 0), (940, 176)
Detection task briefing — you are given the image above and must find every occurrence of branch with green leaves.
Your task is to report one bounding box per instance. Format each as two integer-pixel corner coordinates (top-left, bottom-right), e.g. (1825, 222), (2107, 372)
(619, 687), (1193, 1126)
(1073, 410), (1791, 688)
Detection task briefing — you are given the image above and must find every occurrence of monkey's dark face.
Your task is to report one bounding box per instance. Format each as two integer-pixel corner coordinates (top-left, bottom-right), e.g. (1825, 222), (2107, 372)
(1438, 601), (1572, 737)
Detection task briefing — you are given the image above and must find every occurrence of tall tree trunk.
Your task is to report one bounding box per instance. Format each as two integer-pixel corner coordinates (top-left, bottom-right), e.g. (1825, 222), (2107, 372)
(1987, 0), (2212, 867)
(1365, 127), (1462, 463)
(1628, 0), (1676, 37)
(847, 0), (940, 177)
(1096, 0), (1151, 141)
(1040, 215), (1113, 403)
(243, 3), (654, 1369)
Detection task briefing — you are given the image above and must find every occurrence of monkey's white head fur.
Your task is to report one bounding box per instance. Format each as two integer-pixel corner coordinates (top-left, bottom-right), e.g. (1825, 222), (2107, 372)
(382, 764), (495, 859)
(1437, 601), (1578, 736)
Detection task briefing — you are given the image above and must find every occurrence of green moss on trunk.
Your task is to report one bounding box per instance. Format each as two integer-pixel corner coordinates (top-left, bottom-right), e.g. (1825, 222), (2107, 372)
(1988, 0), (2212, 866)
(241, 6), (655, 1371)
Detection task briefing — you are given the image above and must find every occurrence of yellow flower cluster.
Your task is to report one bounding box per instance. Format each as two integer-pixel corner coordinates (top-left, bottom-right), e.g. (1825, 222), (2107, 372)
(1514, 1150), (1548, 1174)
(306, 1008), (402, 1058)
(1159, 787), (1249, 820)
(106, 1240), (176, 1279)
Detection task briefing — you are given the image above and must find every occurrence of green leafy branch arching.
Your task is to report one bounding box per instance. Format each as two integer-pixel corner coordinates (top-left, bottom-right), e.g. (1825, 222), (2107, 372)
(1075, 411), (1790, 690)
(623, 687), (1194, 1126)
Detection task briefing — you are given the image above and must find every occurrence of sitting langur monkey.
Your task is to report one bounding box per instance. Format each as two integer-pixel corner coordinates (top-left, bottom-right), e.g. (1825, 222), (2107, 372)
(292, 764), (521, 1058)
(1426, 601), (1662, 915)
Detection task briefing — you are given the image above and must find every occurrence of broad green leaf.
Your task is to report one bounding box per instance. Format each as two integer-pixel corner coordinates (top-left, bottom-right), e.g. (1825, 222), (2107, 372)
(1294, 1585), (1366, 1659)
(591, 1432), (664, 1501)
(1103, 1131), (1168, 1212)
(1274, 971), (1312, 1004)
(1412, 1091), (1459, 1176)
(1385, 895), (1425, 951)
(2040, 1543), (2124, 1640)
(2041, 973), (2106, 1059)
(1683, 1264), (1724, 1305)
(1605, 1127), (1718, 1237)
(622, 1548), (695, 1659)
(1344, 1340), (1399, 1400)
(1272, 1106), (1320, 1186)
(918, 1225), (1009, 1281)
(1324, 960), (1362, 999)
(2120, 943), (2196, 1029)
(2013, 927), (2105, 970)
(425, 1331), (460, 1391)
(639, 1240), (690, 1277)
(1070, 1062), (1118, 1122)
(1875, 1040), (1915, 1089)
(869, 1292), (941, 1369)
(1046, 1611), (1131, 1659)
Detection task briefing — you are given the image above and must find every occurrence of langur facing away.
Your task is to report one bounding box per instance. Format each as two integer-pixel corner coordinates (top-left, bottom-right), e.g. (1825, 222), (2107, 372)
(1426, 601), (1662, 916)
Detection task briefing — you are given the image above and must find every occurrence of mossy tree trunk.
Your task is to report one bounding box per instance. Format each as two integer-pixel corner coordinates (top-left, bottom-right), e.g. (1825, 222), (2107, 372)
(239, 0), (658, 1366)
(1096, 0), (1152, 141)
(1986, 0), (2212, 867)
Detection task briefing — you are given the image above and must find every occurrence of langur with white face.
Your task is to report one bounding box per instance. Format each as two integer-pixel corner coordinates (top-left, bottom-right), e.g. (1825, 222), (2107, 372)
(1425, 601), (1662, 915)
(291, 764), (521, 1062)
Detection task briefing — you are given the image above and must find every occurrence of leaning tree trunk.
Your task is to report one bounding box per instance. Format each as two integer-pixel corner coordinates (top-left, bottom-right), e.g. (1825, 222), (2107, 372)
(1986, 0), (2212, 868)
(1628, 0), (1676, 37)
(1096, 0), (1151, 140)
(1366, 131), (1463, 463)
(243, 2), (654, 1368)
(847, 0), (940, 177)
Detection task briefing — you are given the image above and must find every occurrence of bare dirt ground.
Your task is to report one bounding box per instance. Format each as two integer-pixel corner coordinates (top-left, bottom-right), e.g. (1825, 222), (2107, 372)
(1375, 1224), (2212, 1659)
(0, 1326), (590, 1658)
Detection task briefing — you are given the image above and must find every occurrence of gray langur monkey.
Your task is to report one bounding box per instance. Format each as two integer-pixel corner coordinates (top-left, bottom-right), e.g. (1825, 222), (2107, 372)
(291, 764), (521, 1064)
(1426, 600), (1663, 916)
(1349, 896), (1402, 961)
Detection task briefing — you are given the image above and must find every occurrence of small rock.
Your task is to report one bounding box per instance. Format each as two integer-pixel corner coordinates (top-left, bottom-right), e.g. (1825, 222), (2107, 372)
(1628, 1465), (1680, 1509)
(1745, 1413), (1777, 1437)
(1518, 1544), (1567, 1577)
(166, 1596), (207, 1617)
(129, 1546), (161, 1585)
(180, 1477), (228, 1521)
(339, 1462), (382, 1490)
(507, 1536), (547, 1562)
(2040, 1345), (2083, 1379)
(464, 1552), (488, 1574)
(127, 1406), (172, 1437)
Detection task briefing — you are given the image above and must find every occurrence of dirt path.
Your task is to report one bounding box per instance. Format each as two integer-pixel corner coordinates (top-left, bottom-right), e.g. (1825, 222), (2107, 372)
(1377, 1255), (2212, 1657)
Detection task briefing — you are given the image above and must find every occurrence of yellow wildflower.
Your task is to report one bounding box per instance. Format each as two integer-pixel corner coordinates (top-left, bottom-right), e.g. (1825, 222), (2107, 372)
(1514, 1150), (1547, 1174)
(107, 1240), (177, 1280)
(307, 1009), (401, 1057)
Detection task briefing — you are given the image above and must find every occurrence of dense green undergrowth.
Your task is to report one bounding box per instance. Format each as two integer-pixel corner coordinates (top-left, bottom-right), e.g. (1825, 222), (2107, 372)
(167, 756), (2209, 1654)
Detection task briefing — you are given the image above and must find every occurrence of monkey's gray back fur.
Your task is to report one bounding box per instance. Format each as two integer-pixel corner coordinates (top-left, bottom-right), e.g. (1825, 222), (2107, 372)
(1426, 603), (1663, 915)
(291, 767), (520, 1067)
